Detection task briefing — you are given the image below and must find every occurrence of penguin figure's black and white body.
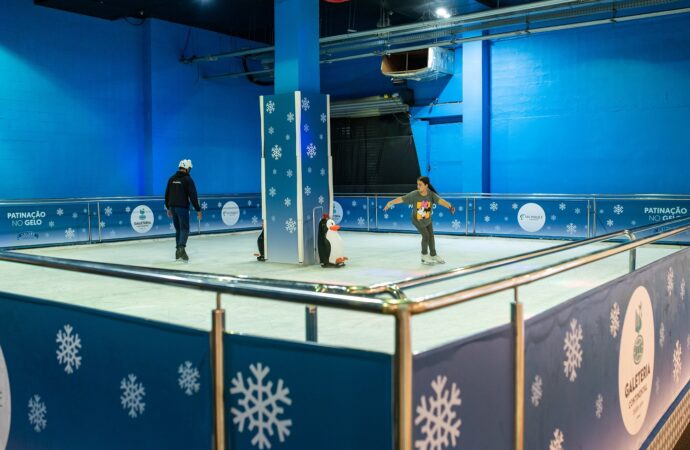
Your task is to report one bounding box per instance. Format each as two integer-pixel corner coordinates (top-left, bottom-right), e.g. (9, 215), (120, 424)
(318, 216), (347, 267)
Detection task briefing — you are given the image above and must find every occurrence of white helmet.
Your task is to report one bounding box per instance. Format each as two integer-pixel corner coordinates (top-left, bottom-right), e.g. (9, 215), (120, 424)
(179, 159), (193, 170)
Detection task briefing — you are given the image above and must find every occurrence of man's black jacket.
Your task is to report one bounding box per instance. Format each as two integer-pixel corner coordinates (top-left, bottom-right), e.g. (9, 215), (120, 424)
(165, 171), (201, 211)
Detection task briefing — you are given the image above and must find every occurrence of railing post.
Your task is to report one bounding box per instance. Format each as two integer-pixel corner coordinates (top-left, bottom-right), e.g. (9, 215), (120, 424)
(626, 231), (637, 273)
(212, 292), (226, 450)
(512, 288), (524, 450)
(305, 305), (318, 342)
(394, 305), (413, 450)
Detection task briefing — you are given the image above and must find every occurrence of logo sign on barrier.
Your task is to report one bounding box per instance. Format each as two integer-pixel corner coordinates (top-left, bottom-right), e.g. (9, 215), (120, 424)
(518, 203), (546, 232)
(0, 345), (10, 450)
(130, 205), (154, 233)
(221, 201), (240, 227)
(618, 286), (655, 435)
(332, 201), (343, 224)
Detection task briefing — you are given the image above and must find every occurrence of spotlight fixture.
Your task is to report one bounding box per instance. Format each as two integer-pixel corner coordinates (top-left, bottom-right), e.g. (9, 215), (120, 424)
(435, 7), (451, 19)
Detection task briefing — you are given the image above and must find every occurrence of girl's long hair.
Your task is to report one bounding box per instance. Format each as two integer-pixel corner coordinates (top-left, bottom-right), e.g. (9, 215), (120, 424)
(418, 176), (438, 194)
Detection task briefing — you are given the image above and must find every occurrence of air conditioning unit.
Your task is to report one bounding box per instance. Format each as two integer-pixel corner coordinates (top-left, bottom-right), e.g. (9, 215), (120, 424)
(381, 47), (454, 82)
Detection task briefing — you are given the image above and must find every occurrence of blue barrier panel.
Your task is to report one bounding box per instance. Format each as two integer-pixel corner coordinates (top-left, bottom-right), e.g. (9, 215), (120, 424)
(225, 334), (392, 450)
(595, 198), (690, 243)
(524, 247), (690, 449)
(0, 201), (92, 248)
(332, 196), (373, 230)
(370, 196), (417, 232)
(473, 198), (590, 239)
(0, 292), (212, 450)
(413, 325), (513, 449)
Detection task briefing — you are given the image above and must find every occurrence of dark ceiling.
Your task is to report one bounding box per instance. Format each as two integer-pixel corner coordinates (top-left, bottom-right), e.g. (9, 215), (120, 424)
(34, 0), (493, 44)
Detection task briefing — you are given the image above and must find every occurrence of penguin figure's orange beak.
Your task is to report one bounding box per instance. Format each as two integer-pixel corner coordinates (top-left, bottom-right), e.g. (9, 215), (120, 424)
(329, 225), (341, 231)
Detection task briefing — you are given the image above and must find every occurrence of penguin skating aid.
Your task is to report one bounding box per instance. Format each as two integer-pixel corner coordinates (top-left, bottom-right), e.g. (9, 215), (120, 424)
(318, 215), (347, 268)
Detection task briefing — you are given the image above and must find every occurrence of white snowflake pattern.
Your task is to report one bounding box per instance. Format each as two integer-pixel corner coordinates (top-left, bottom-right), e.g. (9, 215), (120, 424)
(531, 375), (543, 407)
(286, 169), (293, 178)
(566, 223), (577, 235)
(550, 215), (557, 221)
(72, 212), (78, 219)
(301, 97), (310, 111)
(304, 186), (312, 196)
(120, 374), (146, 418)
(56, 208), (64, 216)
(287, 112), (295, 123)
(125, 206), (131, 213)
(681, 278), (686, 302)
(252, 216), (259, 225)
(178, 362), (200, 396)
(631, 220), (637, 226)
(673, 340), (682, 383)
(451, 219), (462, 230)
(230, 363), (292, 450)
(318, 195), (325, 205)
(265, 101), (275, 114)
(320, 113), (327, 123)
(660, 322), (666, 348)
(667, 267), (674, 297)
(303, 124), (310, 132)
(384, 213), (389, 219)
(414, 375), (462, 450)
(484, 215), (490, 223)
(247, 200), (253, 206)
(549, 429), (564, 450)
(269, 187), (277, 197)
(56, 324), (82, 374)
(357, 217), (365, 226)
(201, 201), (208, 211)
(28, 395), (47, 432)
(285, 134), (290, 141)
(272, 169), (277, 175)
(306, 143), (317, 159)
(104, 206), (113, 217)
(319, 133), (324, 140)
(439, 212), (444, 218)
(595, 394), (603, 419)
(610, 302), (620, 338)
(606, 219), (614, 227)
(559, 202), (566, 211)
(320, 168), (326, 176)
(511, 203), (518, 210)
(285, 218), (297, 234)
(599, 209), (604, 214)
(307, 167), (312, 173)
(613, 204), (624, 215)
(563, 318), (583, 382)
(48, 221), (55, 228)
(575, 208), (581, 214)
(65, 228), (76, 240)
(271, 145), (282, 160)
(489, 202), (498, 212)
(268, 127), (274, 135)
(284, 198), (292, 207)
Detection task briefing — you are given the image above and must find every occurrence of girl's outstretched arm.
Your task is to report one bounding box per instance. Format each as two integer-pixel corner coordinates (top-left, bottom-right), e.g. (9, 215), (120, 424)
(438, 198), (456, 214)
(384, 197), (403, 211)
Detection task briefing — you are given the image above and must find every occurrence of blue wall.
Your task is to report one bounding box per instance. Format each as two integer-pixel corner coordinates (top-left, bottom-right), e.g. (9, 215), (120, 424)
(490, 15), (690, 194)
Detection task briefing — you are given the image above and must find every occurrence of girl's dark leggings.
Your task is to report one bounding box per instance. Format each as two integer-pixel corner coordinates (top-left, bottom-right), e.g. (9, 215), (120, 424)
(413, 221), (436, 256)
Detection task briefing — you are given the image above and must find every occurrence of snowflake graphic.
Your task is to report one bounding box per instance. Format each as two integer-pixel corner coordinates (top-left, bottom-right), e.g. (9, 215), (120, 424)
(550, 215), (557, 221)
(72, 212), (78, 219)
(287, 112), (295, 123)
(268, 126), (274, 135)
(667, 267), (674, 297)
(65, 228), (76, 240)
(125, 206), (131, 213)
(613, 204), (624, 215)
(271, 216), (275, 222)
(178, 361), (200, 396)
(439, 212), (444, 218)
(511, 203), (518, 210)
(318, 195), (325, 205)
(248, 200), (253, 206)
(272, 169), (277, 175)
(673, 340), (682, 383)
(595, 394), (603, 419)
(251, 216), (259, 225)
(56, 325), (82, 374)
(265, 101), (275, 114)
(306, 143), (317, 159)
(28, 395), (47, 432)
(451, 219), (462, 230)
(307, 167), (312, 173)
(681, 278), (686, 302)
(56, 208), (64, 216)
(414, 375), (462, 450)
(169, 223), (175, 231)
(286, 169), (293, 178)
(284, 198), (292, 207)
(301, 97), (310, 111)
(489, 202), (498, 212)
(660, 322), (666, 348)
(230, 363), (292, 449)
(384, 213), (389, 219)
(303, 123), (310, 132)
(566, 223), (577, 235)
(285, 218), (297, 234)
(269, 187), (277, 197)
(606, 219), (614, 227)
(549, 429), (564, 450)
(357, 217), (365, 226)
(320, 168), (326, 176)
(271, 145), (282, 160)
(48, 221), (55, 228)
(120, 374), (146, 418)
(563, 318), (583, 382)
(531, 375), (543, 407)
(304, 186), (312, 196)
(610, 302), (620, 338)
(559, 202), (566, 211)
(575, 208), (581, 214)
(285, 134), (290, 141)
(320, 112), (327, 123)
(319, 133), (324, 140)
(104, 206), (113, 217)
(201, 202), (208, 211)
(484, 215), (490, 223)
(631, 220), (637, 226)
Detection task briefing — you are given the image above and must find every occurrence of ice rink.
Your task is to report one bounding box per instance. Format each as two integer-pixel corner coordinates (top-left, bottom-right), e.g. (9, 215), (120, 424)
(0, 230), (682, 353)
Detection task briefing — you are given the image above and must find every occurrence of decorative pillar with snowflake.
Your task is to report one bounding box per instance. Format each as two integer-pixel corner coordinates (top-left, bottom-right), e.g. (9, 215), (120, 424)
(260, 92), (332, 264)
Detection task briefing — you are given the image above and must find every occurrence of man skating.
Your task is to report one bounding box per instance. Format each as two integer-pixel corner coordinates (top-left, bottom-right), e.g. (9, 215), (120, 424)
(165, 159), (202, 261)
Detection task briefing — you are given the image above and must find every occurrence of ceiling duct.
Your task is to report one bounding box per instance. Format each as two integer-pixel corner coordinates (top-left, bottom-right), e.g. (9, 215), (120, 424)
(330, 92), (411, 118)
(381, 47), (454, 82)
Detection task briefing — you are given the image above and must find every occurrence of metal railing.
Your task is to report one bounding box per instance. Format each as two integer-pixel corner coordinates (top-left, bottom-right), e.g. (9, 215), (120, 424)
(1, 217), (689, 450)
